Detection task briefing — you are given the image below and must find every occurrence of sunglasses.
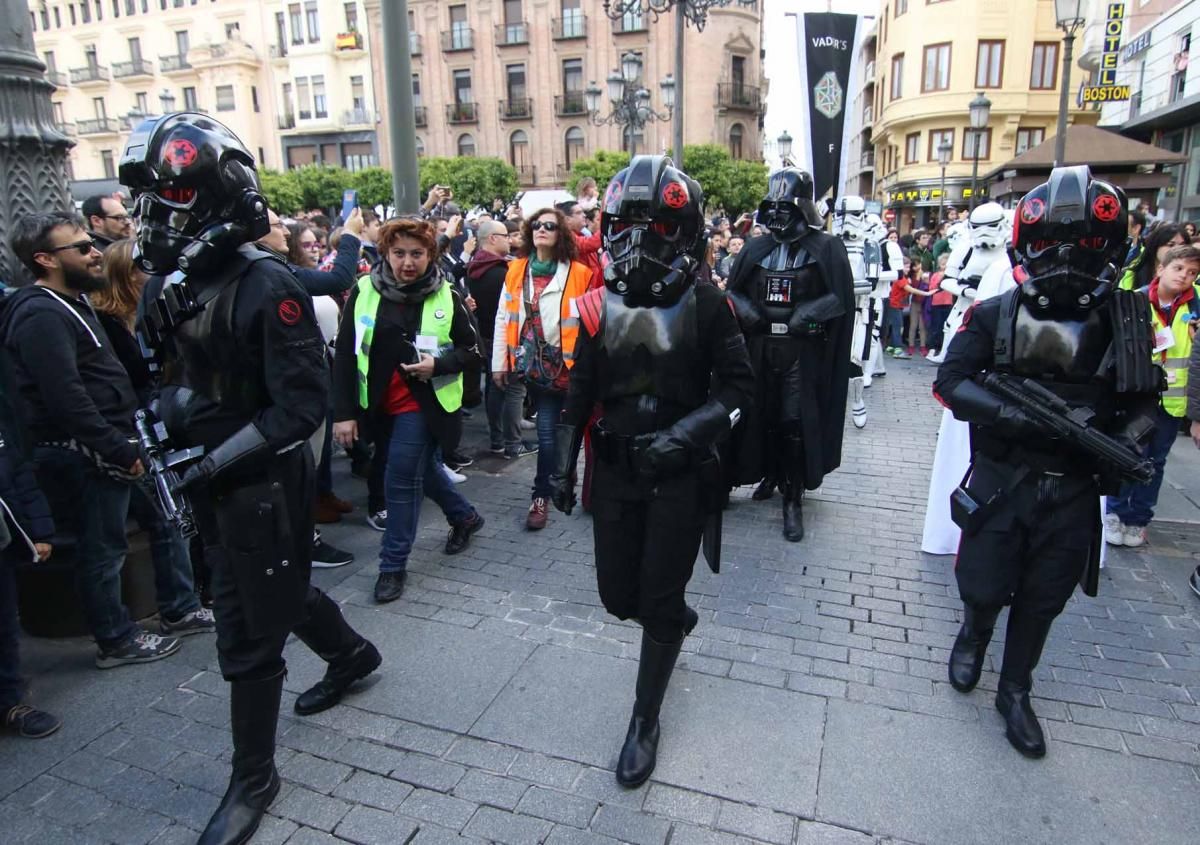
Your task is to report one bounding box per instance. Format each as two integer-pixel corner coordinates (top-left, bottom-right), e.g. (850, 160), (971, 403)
(530, 221), (559, 232)
(47, 240), (96, 256)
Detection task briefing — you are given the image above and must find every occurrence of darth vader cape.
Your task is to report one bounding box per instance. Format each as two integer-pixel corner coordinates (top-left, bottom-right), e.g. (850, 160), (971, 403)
(724, 229), (855, 490)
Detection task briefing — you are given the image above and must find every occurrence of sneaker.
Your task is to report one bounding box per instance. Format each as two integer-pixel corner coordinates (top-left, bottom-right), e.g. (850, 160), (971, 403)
(160, 607), (216, 637)
(526, 497), (549, 530)
(312, 536), (354, 568)
(367, 510), (387, 531)
(1122, 525), (1147, 548)
(504, 442), (538, 460)
(894, 349), (912, 360)
(96, 628), (181, 669)
(2, 704), (61, 739)
(446, 511), (485, 554)
(1189, 566), (1200, 599)
(488, 444), (506, 456)
(443, 466), (467, 484)
(1103, 513), (1125, 546)
(444, 451), (473, 470)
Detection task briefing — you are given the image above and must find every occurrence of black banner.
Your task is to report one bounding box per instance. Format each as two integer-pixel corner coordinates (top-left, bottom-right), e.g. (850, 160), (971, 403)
(801, 12), (859, 205)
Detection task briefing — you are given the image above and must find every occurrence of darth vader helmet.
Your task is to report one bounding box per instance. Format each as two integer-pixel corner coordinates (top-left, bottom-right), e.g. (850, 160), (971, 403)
(1012, 165), (1129, 311)
(757, 168), (823, 242)
(601, 155), (705, 305)
(119, 112), (269, 275)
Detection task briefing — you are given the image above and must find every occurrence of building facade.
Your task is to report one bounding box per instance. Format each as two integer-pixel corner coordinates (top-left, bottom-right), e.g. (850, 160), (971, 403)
(1091, 0), (1199, 221)
(871, 0), (1099, 232)
(363, 0), (766, 187)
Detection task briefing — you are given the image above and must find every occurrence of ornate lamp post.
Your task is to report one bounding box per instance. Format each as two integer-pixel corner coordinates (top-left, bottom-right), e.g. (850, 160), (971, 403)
(1053, 0), (1087, 167)
(777, 130), (794, 167)
(602, 1), (757, 162)
(585, 52), (675, 159)
(967, 92), (992, 212)
(936, 140), (952, 226)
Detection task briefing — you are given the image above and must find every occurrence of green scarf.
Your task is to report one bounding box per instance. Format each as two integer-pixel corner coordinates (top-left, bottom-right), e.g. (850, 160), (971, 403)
(529, 257), (557, 277)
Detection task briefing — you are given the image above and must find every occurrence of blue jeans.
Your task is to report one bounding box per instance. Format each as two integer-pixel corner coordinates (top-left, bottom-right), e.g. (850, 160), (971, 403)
(1107, 406), (1179, 528)
(34, 448), (138, 648)
(484, 355), (526, 450)
(530, 387), (566, 500)
(127, 483), (200, 620)
(380, 412), (476, 573)
(883, 303), (905, 348)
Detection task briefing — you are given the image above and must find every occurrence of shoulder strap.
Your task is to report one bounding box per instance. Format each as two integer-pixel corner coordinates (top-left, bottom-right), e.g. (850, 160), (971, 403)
(992, 287), (1021, 368)
(574, 287), (605, 337)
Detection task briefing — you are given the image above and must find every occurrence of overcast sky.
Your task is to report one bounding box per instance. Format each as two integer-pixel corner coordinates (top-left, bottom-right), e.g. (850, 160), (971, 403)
(762, 0), (879, 169)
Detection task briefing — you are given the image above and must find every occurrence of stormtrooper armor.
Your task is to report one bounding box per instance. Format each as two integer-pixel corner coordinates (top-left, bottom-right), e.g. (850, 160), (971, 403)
(928, 202), (1011, 363)
(832, 196), (878, 429)
(865, 213), (900, 382)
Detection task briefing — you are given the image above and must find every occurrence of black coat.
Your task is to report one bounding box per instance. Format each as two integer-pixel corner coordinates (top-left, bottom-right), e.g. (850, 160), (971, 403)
(725, 229), (855, 489)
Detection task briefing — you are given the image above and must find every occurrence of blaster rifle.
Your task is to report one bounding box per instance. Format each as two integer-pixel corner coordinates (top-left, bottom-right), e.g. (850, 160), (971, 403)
(981, 372), (1153, 485)
(134, 409), (205, 539)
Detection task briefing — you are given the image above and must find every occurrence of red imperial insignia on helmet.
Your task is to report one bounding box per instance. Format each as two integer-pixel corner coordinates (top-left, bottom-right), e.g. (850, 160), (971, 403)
(662, 181), (688, 209)
(163, 138), (198, 168)
(605, 180), (623, 206)
(1092, 193), (1120, 222)
(1019, 197), (1044, 225)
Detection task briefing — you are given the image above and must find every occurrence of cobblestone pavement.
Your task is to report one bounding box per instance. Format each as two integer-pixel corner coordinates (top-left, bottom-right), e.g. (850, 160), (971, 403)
(3, 358), (1200, 845)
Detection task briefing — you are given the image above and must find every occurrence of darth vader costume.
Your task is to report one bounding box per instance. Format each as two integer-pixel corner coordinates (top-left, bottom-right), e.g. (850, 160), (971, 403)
(934, 166), (1160, 758)
(725, 168), (855, 541)
(121, 113), (380, 845)
(550, 156), (753, 788)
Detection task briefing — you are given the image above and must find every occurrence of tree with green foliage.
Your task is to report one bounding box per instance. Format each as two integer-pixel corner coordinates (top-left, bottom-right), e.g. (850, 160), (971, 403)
(258, 169), (304, 215)
(291, 165), (352, 211)
(721, 159), (770, 218)
(417, 157), (519, 210)
(566, 150), (631, 196)
(350, 167), (394, 209)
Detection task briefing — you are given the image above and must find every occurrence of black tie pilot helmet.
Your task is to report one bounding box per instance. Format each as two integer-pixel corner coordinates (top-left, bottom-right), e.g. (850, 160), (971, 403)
(1012, 165), (1129, 311)
(119, 112), (269, 276)
(601, 154), (705, 304)
(758, 168), (824, 242)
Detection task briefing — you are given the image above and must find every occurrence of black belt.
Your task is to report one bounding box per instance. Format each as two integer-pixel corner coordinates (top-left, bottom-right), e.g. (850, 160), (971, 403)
(591, 421), (655, 471)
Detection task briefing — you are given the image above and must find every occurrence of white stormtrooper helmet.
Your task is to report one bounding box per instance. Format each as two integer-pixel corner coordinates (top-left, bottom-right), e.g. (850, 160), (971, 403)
(968, 201), (1008, 250)
(865, 211), (887, 242)
(832, 195), (868, 242)
(1002, 208), (1016, 245)
(946, 220), (969, 250)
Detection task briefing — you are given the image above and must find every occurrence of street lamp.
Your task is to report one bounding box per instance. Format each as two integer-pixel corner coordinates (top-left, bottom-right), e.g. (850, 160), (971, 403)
(777, 130), (793, 167)
(603, 1), (754, 161)
(1053, 0), (1087, 167)
(936, 140), (952, 226)
(967, 91), (991, 211)
(586, 52), (674, 158)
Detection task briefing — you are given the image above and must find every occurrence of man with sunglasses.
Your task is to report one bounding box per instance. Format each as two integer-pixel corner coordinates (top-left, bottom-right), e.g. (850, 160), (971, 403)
(0, 212), (183, 667)
(81, 194), (133, 250)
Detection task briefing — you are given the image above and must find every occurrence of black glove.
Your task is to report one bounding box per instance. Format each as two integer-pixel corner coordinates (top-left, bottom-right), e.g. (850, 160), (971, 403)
(727, 290), (766, 334)
(549, 424), (582, 514)
(171, 423), (269, 496)
(638, 402), (734, 484)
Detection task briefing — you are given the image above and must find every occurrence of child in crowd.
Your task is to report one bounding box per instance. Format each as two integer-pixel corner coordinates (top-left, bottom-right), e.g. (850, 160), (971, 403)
(886, 256), (929, 359)
(926, 253), (953, 354)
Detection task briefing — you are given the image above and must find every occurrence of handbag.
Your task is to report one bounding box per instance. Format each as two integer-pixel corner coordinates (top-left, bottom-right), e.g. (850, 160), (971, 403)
(515, 269), (569, 392)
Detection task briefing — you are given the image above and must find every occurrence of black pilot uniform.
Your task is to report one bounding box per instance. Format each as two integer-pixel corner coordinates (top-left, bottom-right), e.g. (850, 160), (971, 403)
(934, 166), (1160, 759)
(122, 113), (379, 845)
(550, 156), (754, 790)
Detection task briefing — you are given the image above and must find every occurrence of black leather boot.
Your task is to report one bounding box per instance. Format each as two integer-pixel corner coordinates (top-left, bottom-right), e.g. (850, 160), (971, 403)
(994, 606), (1054, 759)
(198, 670), (284, 845)
(948, 605), (1000, 692)
(752, 476), (776, 500)
(615, 631), (683, 788)
(295, 640), (382, 716)
(782, 486), (804, 542)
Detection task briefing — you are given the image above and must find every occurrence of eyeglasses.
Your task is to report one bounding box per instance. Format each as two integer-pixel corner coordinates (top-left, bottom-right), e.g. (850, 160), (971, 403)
(47, 240), (96, 256)
(103, 214), (131, 223)
(530, 221), (559, 233)
(301, 241), (321, 249)
(271, 221), (288, 231)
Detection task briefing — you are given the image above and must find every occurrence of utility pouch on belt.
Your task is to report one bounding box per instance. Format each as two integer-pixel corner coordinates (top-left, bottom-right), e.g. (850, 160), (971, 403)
(787, 292), (844, 337)
(951, 463), (1029, 536)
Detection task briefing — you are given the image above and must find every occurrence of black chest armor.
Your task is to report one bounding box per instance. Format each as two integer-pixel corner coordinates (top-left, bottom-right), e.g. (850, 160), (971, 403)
(596, 286), (708, 429)
(753, 239), (827, 327)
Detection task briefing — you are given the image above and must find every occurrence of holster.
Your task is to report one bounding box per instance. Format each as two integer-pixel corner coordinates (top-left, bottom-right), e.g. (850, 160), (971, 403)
(950, 459), (1029, 536)
(591, 422), (656, 479)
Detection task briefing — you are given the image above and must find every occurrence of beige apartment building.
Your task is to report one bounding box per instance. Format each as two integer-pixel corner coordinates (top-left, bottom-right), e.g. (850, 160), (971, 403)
(871, 0), (1099, 232)
(364, 0), (766, 186)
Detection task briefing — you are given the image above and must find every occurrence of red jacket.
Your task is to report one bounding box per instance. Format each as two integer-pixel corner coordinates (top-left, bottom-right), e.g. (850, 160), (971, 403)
(574, 230), (604, 290)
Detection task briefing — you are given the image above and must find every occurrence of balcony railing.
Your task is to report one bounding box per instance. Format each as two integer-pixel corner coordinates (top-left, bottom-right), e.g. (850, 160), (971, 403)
(515, 165), (536, 184)
(46, 70), (67, 87)
(77, 118), (119, 135)
(499, 98), (533, 120)
(441, 28), (474, 52)
(113, 59), (155, 79)
(716, 83), (760, 111)
(409, 33), (421, 56)
(555, 91), (587, 116)
(861, 150), (875, 169)
(342, 108), (372, 126)
(54, 121), (76, 137)
(278, 114), (296, 130)
(69, 65), (109, 85)
(413, 105), (427, 127)
(446, 102), (478, 124)
(553, 14), (587, 40)
(496, 22), (529, 46)
(160, 54), (192, 73)
(335, 31), (363, 51)
(862, 106), (873, 125)
(613, 14), (647, 34)
(269, 44), (287, 59)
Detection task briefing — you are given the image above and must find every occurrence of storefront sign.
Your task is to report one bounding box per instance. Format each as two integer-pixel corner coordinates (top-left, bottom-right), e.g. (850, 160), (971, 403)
(884, 184), (986, 206)
(1123, 30), (1151, 62)
(1084, 3), (1131, 102)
